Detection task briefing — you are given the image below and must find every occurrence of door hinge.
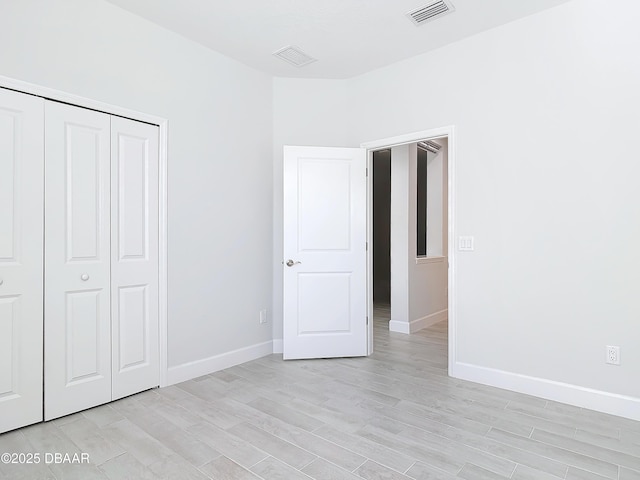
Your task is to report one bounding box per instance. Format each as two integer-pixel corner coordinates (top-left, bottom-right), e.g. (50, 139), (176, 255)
(366, 316), (369, 325)
(366, 168), (369, 177)
(366, 242), (368, 251)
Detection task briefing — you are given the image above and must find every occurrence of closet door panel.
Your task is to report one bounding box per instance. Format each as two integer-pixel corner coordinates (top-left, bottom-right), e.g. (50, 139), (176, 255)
(111, 117), (159, 400)
(0, 89), (44, 434)
(44, 101), (111, 420)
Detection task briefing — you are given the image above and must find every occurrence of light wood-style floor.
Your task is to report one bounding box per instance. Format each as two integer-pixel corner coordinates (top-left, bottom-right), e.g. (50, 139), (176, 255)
(2, 306), (640, 480)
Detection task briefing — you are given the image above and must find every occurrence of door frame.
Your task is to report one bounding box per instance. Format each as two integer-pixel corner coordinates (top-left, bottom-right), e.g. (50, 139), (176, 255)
(361, 125), (456, 376)
(0, 75), (170, 387)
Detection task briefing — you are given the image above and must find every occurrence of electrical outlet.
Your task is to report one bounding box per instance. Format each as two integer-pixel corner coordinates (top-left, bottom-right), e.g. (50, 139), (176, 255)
(606, 345), (620, 365)
(259, 309), (268, 325)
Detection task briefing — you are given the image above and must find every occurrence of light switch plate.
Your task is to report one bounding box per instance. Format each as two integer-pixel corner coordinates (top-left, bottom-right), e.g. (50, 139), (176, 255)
(458, 236), (474, 251)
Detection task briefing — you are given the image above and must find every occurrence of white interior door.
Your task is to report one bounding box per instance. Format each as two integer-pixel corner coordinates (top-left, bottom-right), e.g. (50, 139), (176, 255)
(44, 101), (111, 420)
(0, 89), (44, 433)
(283, 146), (367, 360)
(111, 116), (159, 400)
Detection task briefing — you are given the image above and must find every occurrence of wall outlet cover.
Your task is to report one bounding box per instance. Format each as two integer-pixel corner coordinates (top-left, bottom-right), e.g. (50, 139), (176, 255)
(606, 345), (620, 365)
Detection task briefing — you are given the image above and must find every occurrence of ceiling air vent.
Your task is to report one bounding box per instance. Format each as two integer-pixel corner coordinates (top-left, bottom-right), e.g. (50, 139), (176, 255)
(272, 45), (317, 67)
(407, 0), (455, 26)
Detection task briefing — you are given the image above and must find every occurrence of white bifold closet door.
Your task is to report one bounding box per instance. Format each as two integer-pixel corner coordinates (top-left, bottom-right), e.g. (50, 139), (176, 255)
(110, 116), (159, 401)
(45, 102), (159, 420)
(0, 89), (44, 433)
(44, 102), (112, 420)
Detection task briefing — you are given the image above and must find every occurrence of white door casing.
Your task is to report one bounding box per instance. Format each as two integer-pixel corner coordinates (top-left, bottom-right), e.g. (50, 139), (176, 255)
(283, 146), (367, 360)
(0, 89), (44, 433)
(111, 116), (160, 400)
(44, 101), (112, 420)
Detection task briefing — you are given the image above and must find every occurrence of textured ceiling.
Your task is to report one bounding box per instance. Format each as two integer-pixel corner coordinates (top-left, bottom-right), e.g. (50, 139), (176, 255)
(105, 0), (573, 79)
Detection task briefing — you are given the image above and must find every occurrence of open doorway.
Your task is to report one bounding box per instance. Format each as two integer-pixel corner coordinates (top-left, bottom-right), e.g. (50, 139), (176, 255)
(281, 127), (455, 368)
(372, 149), (392, 332)
(369, 135), (450, 364)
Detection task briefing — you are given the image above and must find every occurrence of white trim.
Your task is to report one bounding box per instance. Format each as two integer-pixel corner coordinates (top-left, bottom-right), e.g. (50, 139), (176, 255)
(273, 339), (283, 354)
(167, 341), (274, 385)
(366, 150), (374, 355)
(158, 121), (169, 387)
(389, 320), (410, 334)
(389, 309), (448, 335)
(362, 128), (450, 150)
(416, 255), (446, 265)
(0, 75), (170, 388)
(361, 125), (456, 376)
(452, 362), (640, 422)
(410, 309), (448, 333)
(0, 75), (166, 126)
(447, 128), (457, 377)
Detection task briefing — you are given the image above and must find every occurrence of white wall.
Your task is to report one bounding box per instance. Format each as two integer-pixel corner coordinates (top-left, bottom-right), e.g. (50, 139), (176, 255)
(426, 140), (446, 258)
(274, 0), (640, 413)
(389, 145), (411, 332)
(0, 0), (274, 374)
(409, 141), (448, 329)
(388, 143), (448, 334)
(350, 0), (640, 401)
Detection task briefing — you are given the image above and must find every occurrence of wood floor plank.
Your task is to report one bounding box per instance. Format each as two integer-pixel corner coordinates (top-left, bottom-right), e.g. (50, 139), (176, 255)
(99, 453), (157, 480)
(531, 428), (640, 472)
(199, 455), (261, 480)
(98, 420), (174, 467)
(620, 468), (640, 480)
(355, 460), (413, 480)
(404, 461), (457, 480)
(301, 458), (362, 480)
(457, 463), (510, 480)
(510, 464), (563, 480)
(430, 422), (568, 478)
(226, 422), (317, 469)
(250, 456), (312, 480)
(187, 421), (268, 469)
(565, 466), (613, 480)
(146, 454), (211, 480)
(486, 428), (618, 479)
(247, 396), (325, 431)
(239, 409), (366, 471)
(313, 424), (416, 473)
(58, 417), (126, 466)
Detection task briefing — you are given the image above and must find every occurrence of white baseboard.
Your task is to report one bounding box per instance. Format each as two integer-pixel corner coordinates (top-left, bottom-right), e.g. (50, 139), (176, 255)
(452, 362), (640, 422)
(388, 320), (410, 334)
(167, 340), (273, 385)
(410, 309), (448, 333)
(389, 309), (448, 335)
(273, 339), (283, 354)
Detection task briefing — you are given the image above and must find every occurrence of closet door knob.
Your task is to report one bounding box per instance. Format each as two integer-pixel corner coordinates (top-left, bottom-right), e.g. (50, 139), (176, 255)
(80, 274), (89, 281)
(0, 278), (3, 286)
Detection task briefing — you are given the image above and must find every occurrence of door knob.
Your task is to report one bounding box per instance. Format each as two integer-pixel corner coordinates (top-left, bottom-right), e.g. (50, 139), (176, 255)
(0, 278), (3, 286)
(286, 259), (301, 267)
(81, 274), (90, 281)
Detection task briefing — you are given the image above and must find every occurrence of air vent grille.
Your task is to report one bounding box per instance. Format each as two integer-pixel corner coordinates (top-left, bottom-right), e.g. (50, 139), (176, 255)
(273, 45), (317, 67)
(407, 0), (455, 26)
(417, 140), (442, 153)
